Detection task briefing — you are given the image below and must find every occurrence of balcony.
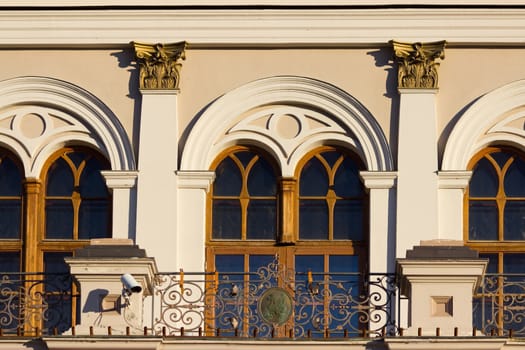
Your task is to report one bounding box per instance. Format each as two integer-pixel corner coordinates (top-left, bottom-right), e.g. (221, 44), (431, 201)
(2, 268), (525, 338)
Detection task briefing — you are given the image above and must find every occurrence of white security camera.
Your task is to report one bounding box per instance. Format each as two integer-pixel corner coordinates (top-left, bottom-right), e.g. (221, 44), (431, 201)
(121, 273), (142, 295)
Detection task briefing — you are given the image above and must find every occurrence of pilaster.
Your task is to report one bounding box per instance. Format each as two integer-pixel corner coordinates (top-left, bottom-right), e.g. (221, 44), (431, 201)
(133, 42), (186, 272)
(438, 171), (472, 241)
(101, 170), (138, 240)
(176, 171), (215, 272)
(360, 171), (397, 274)
(392, 40), (446, 258)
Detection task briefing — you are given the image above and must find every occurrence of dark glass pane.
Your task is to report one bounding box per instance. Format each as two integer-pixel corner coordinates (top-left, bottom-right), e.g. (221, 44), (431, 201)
(79, 157), (109, 198)
(299, 200), (328, 239)
(0, 252), (19, 272)
(504, 201), (525, 240)
(44, 252), (71, 274)
(47, 158), (74, 196)
(0, 200), (20, 239)
(249, 255), (274, 274)
(300, 157), (328, 196)
(491, 151), (512, 169)
(321, 151), (341, 168)
(470, 158), (498, 197)
(479, 253), (498, 274)
(212, 200), (241, 239)
(295, 255), (324, 275)
(67, 151), (86, 169)
(504, 254), (525, 274)
(247, 200), (276, 240)
(334, 200), (364, 240)
(469, 200), (498, 240)
(334, 157), (363, 197)
(0, 157), (21, 196)
(505, 157), (525, 197)
(216, 254), (244, 273)
(214, 157), (242, 196)
(45, 200), (73, 239)
(235, 151), (255, 169)
(79, 200), (111, 239)
(330, 255), (359, 273)
(247, 157), (276, 196)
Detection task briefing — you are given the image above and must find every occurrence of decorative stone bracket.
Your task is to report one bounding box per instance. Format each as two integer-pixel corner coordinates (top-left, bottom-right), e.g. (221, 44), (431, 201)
(392, 40), (446, 89)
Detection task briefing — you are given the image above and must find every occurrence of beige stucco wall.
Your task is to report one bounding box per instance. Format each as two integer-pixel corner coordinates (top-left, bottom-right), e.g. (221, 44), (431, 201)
(0, 49), (137, 141)
(178, 48), (394, 149)
(438, 48), (525, 163)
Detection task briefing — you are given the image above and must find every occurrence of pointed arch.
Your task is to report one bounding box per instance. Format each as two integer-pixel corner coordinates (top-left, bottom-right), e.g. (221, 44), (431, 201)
(443, 79), (525, 171)
(180, 76), (392, 176)
(0, 76), (135, 177)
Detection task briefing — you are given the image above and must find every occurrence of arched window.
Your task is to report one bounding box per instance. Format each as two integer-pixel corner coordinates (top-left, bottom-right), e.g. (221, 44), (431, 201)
(207, 146), (368, 337)
(466, 147), (525, 333)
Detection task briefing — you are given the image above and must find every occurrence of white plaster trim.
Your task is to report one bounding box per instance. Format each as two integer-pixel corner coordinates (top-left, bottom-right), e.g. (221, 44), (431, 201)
(101, 170), (139, 188)
(139, 89), (180, 96)
(180, 76), (393, 176)
(176, 170), (216, 192)
(442, 79), (525, 171)
(398, 88), (439, 95)
(0, 76), (135, 176)
(360, 171), (397, 189)
(0, 9), (524, 46)
(437, 171), (472, 190)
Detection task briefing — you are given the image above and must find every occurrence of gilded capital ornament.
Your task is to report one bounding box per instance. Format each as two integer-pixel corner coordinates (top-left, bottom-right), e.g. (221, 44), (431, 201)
(392, 40), (446, 89)
(132, 41), (186, 90)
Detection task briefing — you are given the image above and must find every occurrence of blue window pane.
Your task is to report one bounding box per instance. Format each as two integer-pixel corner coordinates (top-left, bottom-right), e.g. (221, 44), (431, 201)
(504, 157), (525, 197)
(300, 157), (328, 196)
(216, 254), (244, 273)
(334, 157), (363, 197)
(491, 151), (512, 169)
(235, 151), (255, 169)
(334, 200), (364, 240)
(44, 252), (74, 332)
(0, 201), (21, 239)
(330, 255), (359, 273)
(0, 157), (21, 196)
(247, 157), (276, 196)
(47, 158), (74, 196)
(46, 200), (74, 239)
(504, 201), (525, 240)
(247, 200), (276, 240)
(470, 158), (498, 197)
(321, 151), (341, 168)
(0, 252), (19, 273)
(79, 200), (111, 239)
(214, 157), (242, 196)
(469, 201), (498, 240)
(44, 252), (71, 274)
(212, 200), (241, 239)
(479, 253), (498, 274)
(299, 200), (328, 239)
(503, 254), (525, 274)
(79, 158), (109, 198)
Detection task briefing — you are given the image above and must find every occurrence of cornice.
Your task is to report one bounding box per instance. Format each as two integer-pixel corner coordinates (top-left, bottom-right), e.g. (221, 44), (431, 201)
(0, 9), (525, 46)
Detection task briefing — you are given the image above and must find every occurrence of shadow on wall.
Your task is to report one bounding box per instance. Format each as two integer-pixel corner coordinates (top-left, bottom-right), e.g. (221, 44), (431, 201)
(367, 47), (399, 170)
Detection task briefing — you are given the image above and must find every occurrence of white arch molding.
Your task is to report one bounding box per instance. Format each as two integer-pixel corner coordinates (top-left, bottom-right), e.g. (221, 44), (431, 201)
(0, 76), (135, 177)
(180, 76), (393, 175)
(442, 79), (525, 171)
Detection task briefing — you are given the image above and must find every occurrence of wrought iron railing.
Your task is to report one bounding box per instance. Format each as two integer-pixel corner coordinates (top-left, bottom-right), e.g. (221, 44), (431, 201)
(0, 273), (77, 335)
(153, 260), (398, 338)
(474, 273), (525, 336)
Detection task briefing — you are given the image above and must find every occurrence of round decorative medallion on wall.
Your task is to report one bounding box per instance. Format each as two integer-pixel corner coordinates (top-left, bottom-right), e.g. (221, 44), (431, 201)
(258, 287), (293, 325)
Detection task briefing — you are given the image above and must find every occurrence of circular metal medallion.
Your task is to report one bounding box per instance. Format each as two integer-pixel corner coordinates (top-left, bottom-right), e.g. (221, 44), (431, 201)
(258, 287), (293, 325)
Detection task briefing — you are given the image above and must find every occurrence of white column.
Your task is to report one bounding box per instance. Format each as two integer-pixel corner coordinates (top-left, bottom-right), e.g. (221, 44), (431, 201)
(176, 171), (215, 272)
(101, 170), (138, 239)
(438, 171), (472, 241)
(396, 88), (439, 258)
(135, 90), (179, 271)
(360, 171), (397, 274)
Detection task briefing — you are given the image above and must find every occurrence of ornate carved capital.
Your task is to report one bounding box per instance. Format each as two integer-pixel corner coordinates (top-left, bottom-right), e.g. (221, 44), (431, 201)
(132, 41), (186, 90)
(392, 40), (446, 89)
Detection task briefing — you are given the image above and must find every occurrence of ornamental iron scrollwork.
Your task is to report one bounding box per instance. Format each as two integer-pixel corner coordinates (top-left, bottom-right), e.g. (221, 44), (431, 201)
(153, 259), (398, 338)
(0, 273), (76, 335)
(132, 41), (187, 90)
(474, 274), (525, 336)
(391, 40), (446, 89)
